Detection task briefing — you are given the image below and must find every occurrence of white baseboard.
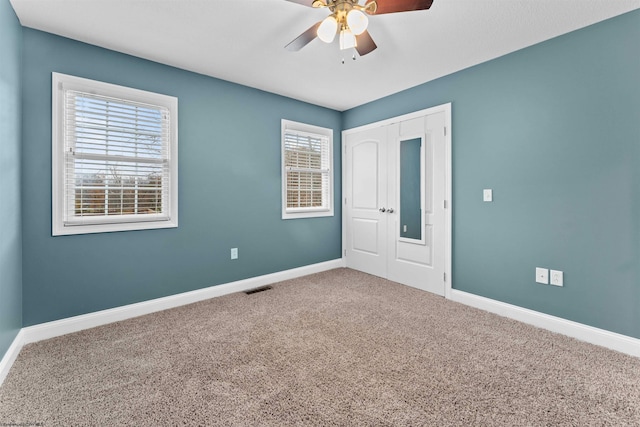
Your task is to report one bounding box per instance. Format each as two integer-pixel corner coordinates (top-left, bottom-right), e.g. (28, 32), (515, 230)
(0, 259), (342, 387)
(450, 289), (640, 358)
(0, 329), (25, 386)
(22, 259), (344, 345)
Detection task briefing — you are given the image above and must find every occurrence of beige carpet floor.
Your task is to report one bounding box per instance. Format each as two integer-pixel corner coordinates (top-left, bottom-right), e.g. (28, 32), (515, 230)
(1, 268), (639, 426)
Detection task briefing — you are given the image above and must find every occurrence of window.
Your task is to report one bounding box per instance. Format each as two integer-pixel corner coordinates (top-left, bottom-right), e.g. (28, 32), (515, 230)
(52, 73), (178, 235)
(281, 119), (334, 219)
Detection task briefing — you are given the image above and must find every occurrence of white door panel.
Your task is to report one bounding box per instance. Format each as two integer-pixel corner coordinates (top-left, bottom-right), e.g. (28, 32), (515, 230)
(345, 126), (387, 279)
(388, 111), (446, 295)
(351, 142), (379, 209)
(396, 240), (431, 266)
(352, 218), (379, 254)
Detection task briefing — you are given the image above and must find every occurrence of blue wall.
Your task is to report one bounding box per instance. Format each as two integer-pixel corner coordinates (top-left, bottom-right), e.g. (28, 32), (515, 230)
(344, 10), (640, 339)
(21, 29), (342, 326)
(0, 0), (23, 357)
(8, 8), (640, 345)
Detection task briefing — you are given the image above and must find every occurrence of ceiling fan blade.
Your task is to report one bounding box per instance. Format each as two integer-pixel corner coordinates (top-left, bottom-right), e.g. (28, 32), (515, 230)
(285, 22), (321, 51)
(366, 0), (433, 15)
(355, 30), (377, 56)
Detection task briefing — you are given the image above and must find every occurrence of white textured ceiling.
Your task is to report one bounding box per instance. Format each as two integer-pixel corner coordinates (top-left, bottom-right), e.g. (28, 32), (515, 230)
(10, 0), (640, 111)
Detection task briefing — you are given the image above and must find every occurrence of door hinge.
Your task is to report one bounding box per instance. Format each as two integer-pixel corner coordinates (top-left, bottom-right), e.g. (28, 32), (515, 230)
(444, 200), (447, 209)
(344, 197), (347, 205)
(344, 249), (347, 257)
(444, 127), (447, 136)
(444, 272), (446, 282)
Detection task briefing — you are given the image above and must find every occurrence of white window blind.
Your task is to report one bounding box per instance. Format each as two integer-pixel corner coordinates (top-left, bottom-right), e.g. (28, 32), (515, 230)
(284, 130), (330, 210)
(64, 91), (170, 224)
(52, 73), (178, 235)
(281, 120), (333, 219)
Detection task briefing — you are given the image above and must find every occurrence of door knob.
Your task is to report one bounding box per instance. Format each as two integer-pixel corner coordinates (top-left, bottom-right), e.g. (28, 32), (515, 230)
(387, 208), (394, 213)
(379, 207), (386, 212)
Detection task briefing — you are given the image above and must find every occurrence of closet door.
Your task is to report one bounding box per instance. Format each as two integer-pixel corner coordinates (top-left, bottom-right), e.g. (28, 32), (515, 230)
(344, 106), (449, 297)
(344, 126), (388, 278)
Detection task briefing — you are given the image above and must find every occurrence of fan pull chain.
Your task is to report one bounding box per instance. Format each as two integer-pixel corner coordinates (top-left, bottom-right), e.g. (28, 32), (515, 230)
(341, 51), (357, 64)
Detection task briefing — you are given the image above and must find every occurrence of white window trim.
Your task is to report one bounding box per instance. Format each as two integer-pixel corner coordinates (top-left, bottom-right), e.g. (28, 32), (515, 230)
(281, 119), (334, 220)
(52, 72), (178, 236)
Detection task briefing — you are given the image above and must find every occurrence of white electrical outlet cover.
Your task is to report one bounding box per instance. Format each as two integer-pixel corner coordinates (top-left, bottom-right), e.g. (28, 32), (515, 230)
(550, 270), (563, 286)
(483, 189), (493, 202)
(535, 267), (549, 284)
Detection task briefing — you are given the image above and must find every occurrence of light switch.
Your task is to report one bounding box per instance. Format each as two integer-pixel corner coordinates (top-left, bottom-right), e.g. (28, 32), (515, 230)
(483, 189), (493, 202)
(536, 267), (549, 284)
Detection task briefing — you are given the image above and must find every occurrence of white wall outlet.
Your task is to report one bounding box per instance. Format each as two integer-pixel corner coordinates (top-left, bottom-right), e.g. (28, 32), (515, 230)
(535, 267), (549, 284)
(231, 248), (238, 260)
(483, 189), (493, 202)
(550, 270), (563, 287)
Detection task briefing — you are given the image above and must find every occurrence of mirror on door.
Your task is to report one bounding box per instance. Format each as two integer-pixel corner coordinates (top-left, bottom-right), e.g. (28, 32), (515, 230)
(399, 137), (423, 241)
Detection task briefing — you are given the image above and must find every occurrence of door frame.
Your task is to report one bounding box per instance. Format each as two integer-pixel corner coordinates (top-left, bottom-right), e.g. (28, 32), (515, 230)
(341, 103), (452, 298)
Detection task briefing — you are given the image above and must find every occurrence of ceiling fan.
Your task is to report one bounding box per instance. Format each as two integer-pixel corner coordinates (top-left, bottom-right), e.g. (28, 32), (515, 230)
(285, 0), (434, 57)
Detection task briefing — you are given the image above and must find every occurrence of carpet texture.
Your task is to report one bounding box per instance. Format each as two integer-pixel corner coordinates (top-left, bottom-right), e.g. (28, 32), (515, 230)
(1, 268), (639, 426)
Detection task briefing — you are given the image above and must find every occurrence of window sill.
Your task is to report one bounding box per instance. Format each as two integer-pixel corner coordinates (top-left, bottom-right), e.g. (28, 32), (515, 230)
(282, 209), (334, 220)
(52, 218), (178, 236)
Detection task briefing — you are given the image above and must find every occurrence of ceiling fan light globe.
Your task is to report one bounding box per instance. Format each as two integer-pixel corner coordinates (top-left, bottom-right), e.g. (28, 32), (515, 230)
(346, 9), (368, 35)
(339, 28), (357, 50)
(317, 16), (338, 43)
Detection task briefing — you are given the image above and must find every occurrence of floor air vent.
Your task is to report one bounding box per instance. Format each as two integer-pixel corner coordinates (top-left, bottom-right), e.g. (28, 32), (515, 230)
(245, 285), (272, 295)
